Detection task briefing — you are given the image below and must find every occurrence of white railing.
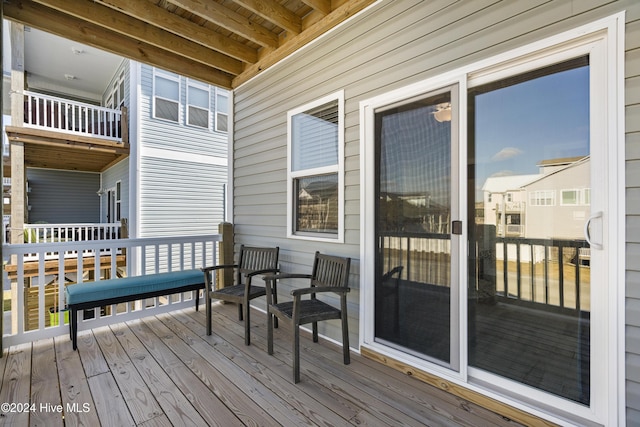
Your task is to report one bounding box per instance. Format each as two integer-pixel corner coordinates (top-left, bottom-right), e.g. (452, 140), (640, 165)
(2, 234), (220, 347)
(22, 223), (123, 261)
(23, 90), (123, 142)
(497, 224), (524, 236)
(24, 222), (122, 243)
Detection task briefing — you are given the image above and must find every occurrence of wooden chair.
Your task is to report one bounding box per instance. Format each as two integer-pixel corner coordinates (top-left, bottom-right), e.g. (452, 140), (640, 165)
(203, 245), (279, 345)
(264, 252), (351, 383)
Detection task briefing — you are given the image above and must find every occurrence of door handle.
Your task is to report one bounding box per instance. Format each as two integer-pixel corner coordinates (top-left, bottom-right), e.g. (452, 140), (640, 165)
(452, 220), (462, 235)
(584, 211), (603, 250)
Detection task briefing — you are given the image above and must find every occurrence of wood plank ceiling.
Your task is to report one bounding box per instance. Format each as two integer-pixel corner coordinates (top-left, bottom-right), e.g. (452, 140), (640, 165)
(3, 0), (378, 89)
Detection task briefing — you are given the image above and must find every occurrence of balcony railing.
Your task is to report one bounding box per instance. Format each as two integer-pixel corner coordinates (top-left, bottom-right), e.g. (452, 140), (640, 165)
(22, 223), (123, 261)
(497, 224), (524, 236)
(23, 90), (124, 142)
(23, 222), (122, 243)
(2, 234), (220, 347)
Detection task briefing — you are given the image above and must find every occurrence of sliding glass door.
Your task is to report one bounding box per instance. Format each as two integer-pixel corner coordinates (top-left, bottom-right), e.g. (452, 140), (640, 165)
(363, 21), (621, 424)
(467, 57), (591, 404)
(374, 86), (460, 370)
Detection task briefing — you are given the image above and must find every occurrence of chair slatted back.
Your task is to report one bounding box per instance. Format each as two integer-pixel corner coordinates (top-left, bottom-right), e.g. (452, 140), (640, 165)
(311, 252), (351, 288)
(237, 245), (279, 281)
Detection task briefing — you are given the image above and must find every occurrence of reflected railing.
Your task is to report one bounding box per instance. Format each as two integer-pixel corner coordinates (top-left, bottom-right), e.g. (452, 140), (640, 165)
(378, 230), (590, 313)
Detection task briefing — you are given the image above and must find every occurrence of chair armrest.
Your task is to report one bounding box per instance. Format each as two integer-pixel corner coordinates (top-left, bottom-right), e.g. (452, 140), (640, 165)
(291, 286), (350, 296)
(263, 273), (313, 281)
(245, 268), (280, 278)
(201, 264), (238, 274)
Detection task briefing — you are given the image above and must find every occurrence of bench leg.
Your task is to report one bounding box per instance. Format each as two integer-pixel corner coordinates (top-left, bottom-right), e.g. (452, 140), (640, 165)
(195, 289), (200, 312)
(71, 308), (78, 351)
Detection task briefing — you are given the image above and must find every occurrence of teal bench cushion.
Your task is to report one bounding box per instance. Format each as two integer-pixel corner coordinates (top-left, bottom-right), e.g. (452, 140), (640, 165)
(65, 269), (204, 306)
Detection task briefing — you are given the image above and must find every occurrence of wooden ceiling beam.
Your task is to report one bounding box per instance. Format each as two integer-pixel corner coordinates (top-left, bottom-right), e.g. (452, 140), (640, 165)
(31, 0), (243, 75)
(166, 0), (280, 48)
(233, 0), (377, 87)
(231, 0), (302, 35)
(3, 0), (233, 88)
(96, 0), (257, 64)
(301, 0), (332, 16)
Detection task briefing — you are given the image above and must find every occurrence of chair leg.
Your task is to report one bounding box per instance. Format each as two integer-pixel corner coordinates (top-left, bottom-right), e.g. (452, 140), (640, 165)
(341, 310), (350, 365)
(312, 321), (318, 343)
(238, 303), (243, 321)
(273, 282), (278, 329)
(244, 300), (251, 346)
(267, 311), (274, 355)
(195, 289), (200, 311)
(206, 292), (212, 336)
(293, 323), (300, 383)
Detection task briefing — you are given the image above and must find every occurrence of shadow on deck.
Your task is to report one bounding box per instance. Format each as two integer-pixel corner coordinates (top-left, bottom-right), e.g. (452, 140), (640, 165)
(0, 302), (523, 426)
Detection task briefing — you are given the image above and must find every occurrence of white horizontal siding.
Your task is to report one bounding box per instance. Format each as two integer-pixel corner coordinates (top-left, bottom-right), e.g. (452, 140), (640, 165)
(139, 156), (225, 237)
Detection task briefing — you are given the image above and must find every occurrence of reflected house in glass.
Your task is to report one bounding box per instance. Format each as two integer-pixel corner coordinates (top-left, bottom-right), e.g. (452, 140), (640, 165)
(482, 156), (590, 240)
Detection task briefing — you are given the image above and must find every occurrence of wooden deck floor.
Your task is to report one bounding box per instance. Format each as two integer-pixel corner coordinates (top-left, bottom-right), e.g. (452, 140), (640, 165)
(0, 302), (523, 426)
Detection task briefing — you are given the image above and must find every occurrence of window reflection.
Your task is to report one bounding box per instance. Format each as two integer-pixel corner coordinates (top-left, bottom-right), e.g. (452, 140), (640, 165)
(468, 57), (591, 405)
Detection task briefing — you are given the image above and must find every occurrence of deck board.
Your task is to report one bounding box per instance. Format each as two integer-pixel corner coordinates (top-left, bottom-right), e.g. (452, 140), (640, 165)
(0, 302), (524, 426)
(52, 335), (101, 426)
(30, 339), (63, 427)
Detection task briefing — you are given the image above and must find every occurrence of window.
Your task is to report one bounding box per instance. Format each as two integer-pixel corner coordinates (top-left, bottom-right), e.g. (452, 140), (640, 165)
(561, 188), (591, 205)
(187, 80), (210, 128)
(106, 70), (125, 109)
(529, 190), (555, 206)
(115, 181), (121, 221)
(153, 70), (180, 122)
(215, 89), (229, 132)
(287, 91), (344, 240)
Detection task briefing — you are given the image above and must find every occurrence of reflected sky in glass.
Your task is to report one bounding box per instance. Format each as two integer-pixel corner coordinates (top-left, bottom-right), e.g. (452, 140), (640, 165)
(474, 66), (589, 189)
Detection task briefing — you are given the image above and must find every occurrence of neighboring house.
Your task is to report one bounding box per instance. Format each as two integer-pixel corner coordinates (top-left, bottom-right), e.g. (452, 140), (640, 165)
(483, 157), (591, 240)
(1, 25), (228, 331)
(2, 26), (228, 244)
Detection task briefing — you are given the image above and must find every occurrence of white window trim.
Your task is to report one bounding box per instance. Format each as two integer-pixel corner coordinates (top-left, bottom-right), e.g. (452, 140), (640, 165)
(215, 88), (229, 133)
(115, 181), (122, 221)
(105, 69), (125, 109)
(152, 68), (181, 123)
(560, 188), (591, 206)
(529, 190), (556, 206)
(186, 78), (210, 129)
(359, 13), (625, 427)
(287, 90), (345, 242)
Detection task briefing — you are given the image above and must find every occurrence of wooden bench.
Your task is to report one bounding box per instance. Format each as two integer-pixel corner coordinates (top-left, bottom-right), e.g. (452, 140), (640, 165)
(65, 269), (205, 350)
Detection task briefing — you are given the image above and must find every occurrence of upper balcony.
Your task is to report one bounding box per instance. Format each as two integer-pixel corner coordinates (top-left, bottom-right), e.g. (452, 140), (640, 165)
(4, 91), (129, 173)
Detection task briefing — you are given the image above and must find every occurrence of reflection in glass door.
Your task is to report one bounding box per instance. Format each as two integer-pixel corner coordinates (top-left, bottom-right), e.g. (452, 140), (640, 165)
(467, 57), (591, 404)
(374, 87), (459, 369)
